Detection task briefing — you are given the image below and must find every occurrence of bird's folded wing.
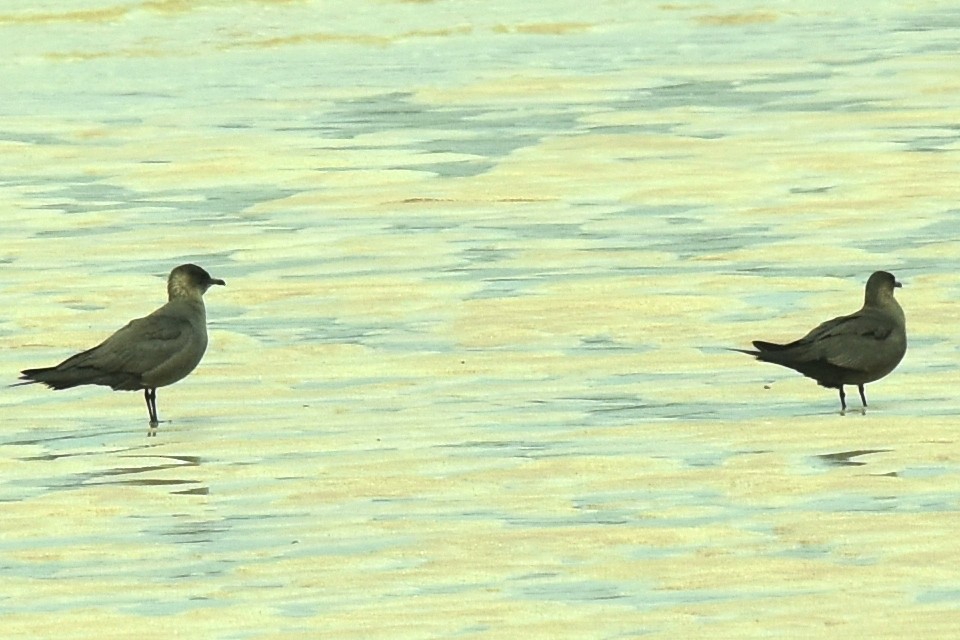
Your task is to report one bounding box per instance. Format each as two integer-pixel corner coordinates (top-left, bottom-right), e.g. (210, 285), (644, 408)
(800, 311), (899, 370)
(58, 313), (191, 377)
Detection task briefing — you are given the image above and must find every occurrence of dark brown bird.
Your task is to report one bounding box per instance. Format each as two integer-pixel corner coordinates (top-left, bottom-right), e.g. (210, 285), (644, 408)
(733, 271), (906, 414)
(17, 264), (225, 430)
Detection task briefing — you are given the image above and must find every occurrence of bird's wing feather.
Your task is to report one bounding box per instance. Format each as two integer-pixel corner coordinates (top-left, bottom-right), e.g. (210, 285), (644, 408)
(58, 313), (191, 379)
(791, 310), (899, 371)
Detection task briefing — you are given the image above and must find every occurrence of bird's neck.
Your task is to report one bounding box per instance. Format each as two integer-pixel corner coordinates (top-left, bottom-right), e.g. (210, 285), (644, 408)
(168, 283), (203, 302)
(867, 294), (904, 326)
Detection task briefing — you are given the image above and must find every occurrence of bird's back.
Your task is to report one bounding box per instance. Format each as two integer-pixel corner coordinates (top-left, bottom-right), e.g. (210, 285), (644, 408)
(20, 298), (209, 391)
(750, 305), (905, 387)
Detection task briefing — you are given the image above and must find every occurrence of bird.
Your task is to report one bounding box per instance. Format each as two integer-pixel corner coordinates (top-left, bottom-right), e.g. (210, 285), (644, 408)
(732, 271), (906, 415)
(17, 264), (225, 432)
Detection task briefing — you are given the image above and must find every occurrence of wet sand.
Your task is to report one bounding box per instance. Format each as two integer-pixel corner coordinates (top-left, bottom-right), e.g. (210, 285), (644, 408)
(2, 2), (960, 638)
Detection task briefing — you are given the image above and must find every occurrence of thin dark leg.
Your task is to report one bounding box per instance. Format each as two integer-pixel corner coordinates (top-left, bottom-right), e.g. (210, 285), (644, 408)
(838, 386), (846, 415)
(144, 388), (159, 426)
(858, 384), (867, 415)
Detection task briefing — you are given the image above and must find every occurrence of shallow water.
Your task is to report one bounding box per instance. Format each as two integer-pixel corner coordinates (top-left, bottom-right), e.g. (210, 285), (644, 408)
(3, 1), (960, 638)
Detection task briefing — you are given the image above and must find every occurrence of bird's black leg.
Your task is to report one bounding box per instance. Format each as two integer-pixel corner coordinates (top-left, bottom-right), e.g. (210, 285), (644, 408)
(838, 386), (847, 416)
(145, 388), (159, 426)
(858, 384), (867, 415)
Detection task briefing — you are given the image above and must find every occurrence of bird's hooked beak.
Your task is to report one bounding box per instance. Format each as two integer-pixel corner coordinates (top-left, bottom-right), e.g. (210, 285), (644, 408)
(210, 277), (226, 287)
(894, 280), (902, 289)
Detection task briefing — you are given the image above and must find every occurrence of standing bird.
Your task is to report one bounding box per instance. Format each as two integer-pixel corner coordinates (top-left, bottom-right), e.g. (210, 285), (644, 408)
(733, 271), (906, 414)
(18, 264), (225, 431)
